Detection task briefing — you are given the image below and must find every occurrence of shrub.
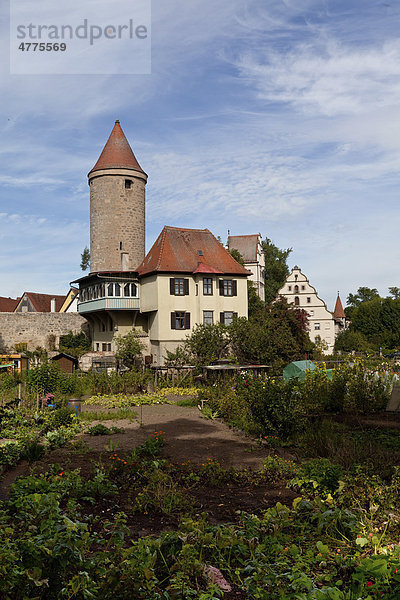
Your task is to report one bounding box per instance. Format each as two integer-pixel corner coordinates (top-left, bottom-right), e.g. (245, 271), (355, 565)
(237, 374), (304, 437)
(0, 441), (21, 466)
(88, 423), (112, 435)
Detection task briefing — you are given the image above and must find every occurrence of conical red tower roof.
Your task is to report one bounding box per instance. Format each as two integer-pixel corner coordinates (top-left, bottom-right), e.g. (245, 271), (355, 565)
(333, 294), (346, 319)
(89, 120), (145, 175)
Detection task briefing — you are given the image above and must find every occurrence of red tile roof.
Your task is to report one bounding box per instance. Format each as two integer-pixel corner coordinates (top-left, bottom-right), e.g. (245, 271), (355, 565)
(16, 293), (66, 312)
(0, 297), (19, 312)
(137, 226), (250, 277)
(193, 263), (223, 274)
(228, 234), (260, 262)
(333, 294), (346, 319)
(89, 120), (146, 176)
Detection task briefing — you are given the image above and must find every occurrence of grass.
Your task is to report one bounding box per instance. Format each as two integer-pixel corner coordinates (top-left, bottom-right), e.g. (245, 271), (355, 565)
(175, 396), (198, 407)
(295, 419), (400, 478)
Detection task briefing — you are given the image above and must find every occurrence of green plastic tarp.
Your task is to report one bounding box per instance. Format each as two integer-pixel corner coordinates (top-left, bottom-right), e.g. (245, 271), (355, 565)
(283, 360), (316, 382)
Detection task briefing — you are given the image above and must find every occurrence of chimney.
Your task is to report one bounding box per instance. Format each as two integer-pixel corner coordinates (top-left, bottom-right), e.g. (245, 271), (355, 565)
(50, 298), (56, 312)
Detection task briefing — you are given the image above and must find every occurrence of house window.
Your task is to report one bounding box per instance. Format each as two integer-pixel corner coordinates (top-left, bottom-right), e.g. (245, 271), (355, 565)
(301, 285), (305, 290)
(124, 283), (137, 297)
(125, 179), (132, 189)
(288, 286), (292, 291)
(170, 278), (189, 296)
(171, 311), (190, 330)
(203, 311), (213, 325)
(294, 285), (299, 293)
(219, 279), (237, 296)
(102, 343), (107, 351)
(294, 296), (300, 306)
(314, 323), (320, 330)
(309, 310), (314, 316)
(96, 343), (99, 351)
(220, 311), (237, 326)
(203, 278), (213, 295)
(307, 297), (311, 303)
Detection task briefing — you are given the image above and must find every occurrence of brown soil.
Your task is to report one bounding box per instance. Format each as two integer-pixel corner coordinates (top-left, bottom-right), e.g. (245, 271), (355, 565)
(0, 398), (297, 528)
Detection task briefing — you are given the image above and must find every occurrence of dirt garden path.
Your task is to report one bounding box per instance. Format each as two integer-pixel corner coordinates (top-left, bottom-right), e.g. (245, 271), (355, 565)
(0, 398), (292, 499)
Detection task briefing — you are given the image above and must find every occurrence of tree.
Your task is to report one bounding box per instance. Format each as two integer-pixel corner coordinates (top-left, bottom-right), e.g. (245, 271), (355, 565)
(346, 287), (380, 308)
(228, 248), (245, 266)
(334, 329), (372, 353)
(80, 246), (90, 271)
(262, 238), (292, 303)
(247, 281), (265, 317)
(388, 287), (400, 300)
(59, 330), (91, 358)
(115, 330), (145, 369)
(165, 323), (230, 366)
(229, 298), (311, 370)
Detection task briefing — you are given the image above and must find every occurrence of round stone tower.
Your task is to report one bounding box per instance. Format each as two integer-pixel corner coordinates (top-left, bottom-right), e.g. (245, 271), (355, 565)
(88, 120), (147, 273)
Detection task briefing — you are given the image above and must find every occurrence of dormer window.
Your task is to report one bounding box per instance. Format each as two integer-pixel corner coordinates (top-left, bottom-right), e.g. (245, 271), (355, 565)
(125, 179), (132, 189)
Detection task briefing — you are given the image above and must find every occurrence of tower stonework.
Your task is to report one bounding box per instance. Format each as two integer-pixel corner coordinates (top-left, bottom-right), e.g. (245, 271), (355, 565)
(88, 120), (147, 273)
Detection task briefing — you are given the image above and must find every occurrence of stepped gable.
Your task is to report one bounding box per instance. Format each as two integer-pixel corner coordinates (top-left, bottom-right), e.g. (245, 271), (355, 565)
(137, 226), (250, 277)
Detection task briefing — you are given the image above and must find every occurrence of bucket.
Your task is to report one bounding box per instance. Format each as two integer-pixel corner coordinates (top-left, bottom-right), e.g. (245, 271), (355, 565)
(68, 399), (81, 416)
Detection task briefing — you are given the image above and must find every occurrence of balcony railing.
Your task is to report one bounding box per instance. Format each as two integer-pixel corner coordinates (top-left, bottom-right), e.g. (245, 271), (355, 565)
(78, 297), (140, 313)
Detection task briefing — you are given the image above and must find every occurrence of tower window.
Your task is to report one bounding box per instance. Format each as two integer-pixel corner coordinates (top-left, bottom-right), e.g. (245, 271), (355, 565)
(125, 179), (132, 189)
(120, 241), (123, 250)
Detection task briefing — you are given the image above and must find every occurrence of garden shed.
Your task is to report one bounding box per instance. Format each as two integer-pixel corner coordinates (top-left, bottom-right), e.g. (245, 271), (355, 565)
(283, 360), (316, 382)
(51, 353), (78, 374)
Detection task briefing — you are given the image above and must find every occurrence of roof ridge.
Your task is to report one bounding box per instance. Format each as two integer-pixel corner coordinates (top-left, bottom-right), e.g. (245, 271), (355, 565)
(156, 227), (167, 271)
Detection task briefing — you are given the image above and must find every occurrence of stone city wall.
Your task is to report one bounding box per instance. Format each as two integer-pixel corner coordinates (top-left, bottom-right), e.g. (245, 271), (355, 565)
(0, 313), (89, 352)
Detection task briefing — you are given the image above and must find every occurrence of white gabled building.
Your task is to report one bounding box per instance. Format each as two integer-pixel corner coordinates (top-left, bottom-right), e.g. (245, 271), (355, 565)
(277, 266), (337, 354)
(227, 233), (265, 301)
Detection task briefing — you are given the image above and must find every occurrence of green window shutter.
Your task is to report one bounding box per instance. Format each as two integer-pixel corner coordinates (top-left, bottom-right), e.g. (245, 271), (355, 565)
(170, 278), (175, 295)
(219, 280), (224, 295)
(220, 312), (224, 324)
(232, 280), (237, 296)
(184, 279), (189, 295)
(171, 312), (176, 329)
(185, 312), (191, 329)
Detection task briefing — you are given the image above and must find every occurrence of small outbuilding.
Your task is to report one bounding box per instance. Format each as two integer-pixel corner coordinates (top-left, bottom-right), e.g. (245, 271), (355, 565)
(51, 353), (78, 374)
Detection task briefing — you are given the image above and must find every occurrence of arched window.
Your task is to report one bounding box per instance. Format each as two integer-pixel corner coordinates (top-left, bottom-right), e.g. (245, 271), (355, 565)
(294, 285), (299, 293)
(294, 296), (300, 306)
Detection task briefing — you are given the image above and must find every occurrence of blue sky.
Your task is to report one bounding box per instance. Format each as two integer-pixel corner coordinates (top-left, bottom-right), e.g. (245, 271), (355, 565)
(1, 0), (400, 310)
